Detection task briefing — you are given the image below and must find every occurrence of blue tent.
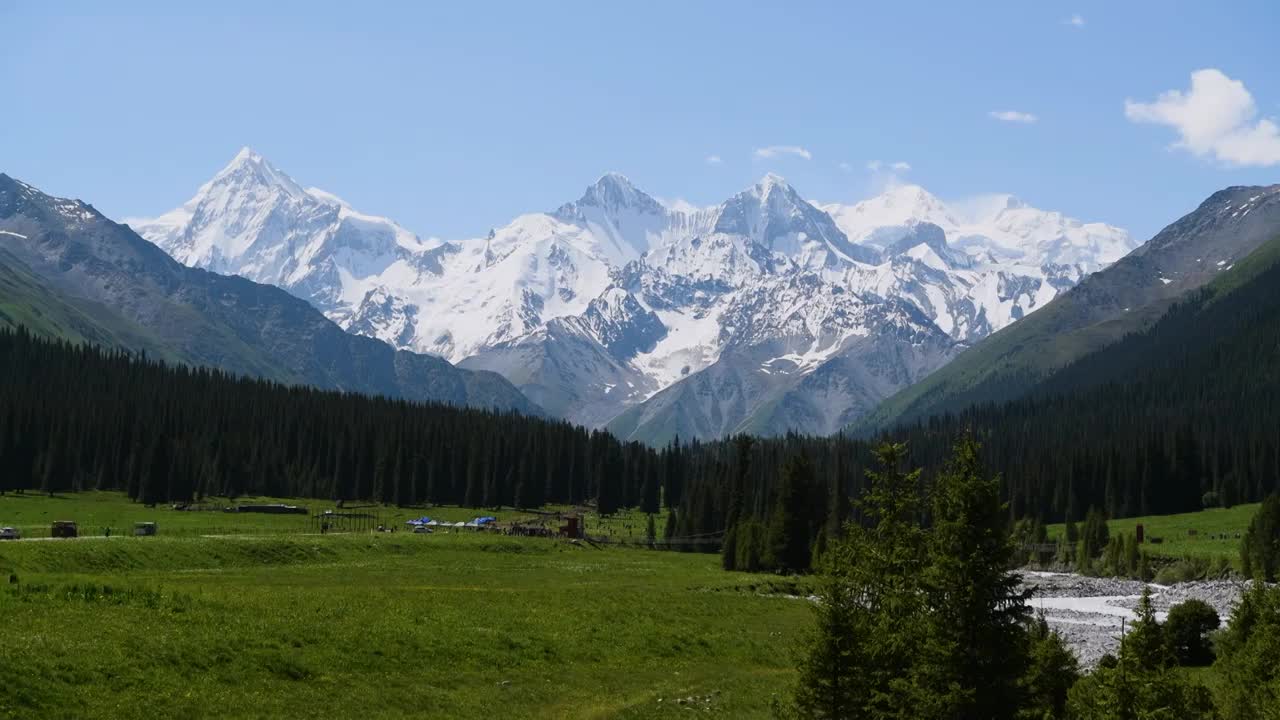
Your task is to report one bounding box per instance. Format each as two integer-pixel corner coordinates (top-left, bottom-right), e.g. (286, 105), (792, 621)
(405, 516), (433, 526)
(475, 516), (497, 525)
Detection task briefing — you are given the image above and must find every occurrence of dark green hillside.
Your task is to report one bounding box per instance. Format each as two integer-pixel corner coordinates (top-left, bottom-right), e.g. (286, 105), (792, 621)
(0, 173), (537, 414)
(0, 246), (171, 354)
(859, 184), (1280, 433)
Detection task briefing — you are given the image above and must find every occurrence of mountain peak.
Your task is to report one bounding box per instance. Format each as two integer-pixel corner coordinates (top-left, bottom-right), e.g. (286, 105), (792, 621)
(231, 146), (261, 165)
(585, 171), (643, 199)
(595, 171), (633, 187)
(556, 172), (664, 219)
(878, 183), (944, 209)
(754, 172), (795, 198)
(720, 175), (808, 218)
(825, 183), (958, 242)
(208, 146), (307, 200)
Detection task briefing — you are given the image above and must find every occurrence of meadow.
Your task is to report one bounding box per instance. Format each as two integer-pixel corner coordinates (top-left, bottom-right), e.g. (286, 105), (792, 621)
(0, 493), (812, 719)
(1047, 503), (1260, 563)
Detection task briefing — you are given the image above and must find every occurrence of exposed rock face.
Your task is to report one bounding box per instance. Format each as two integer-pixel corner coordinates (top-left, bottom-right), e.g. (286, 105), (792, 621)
(131, 151), (1136, 440)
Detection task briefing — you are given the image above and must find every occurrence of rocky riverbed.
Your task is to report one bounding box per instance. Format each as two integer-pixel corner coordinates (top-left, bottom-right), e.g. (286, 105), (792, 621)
(1019, 571), (1251, 667)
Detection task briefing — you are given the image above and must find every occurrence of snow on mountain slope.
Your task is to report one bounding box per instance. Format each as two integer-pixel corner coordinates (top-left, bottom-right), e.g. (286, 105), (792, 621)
(125, 147), (435, 318)
(132, 150), (1135, 438)
(821, 184), (1132, 275)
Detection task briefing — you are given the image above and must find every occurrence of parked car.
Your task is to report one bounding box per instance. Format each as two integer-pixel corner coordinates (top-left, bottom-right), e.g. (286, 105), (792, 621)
(0, 527), (20, 540)
(134, 522), (158, 536)
(413, 525), (433, 534)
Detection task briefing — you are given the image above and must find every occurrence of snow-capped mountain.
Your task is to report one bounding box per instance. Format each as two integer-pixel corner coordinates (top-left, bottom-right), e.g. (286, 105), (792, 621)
(125, 147), (437, 321)
(131, 149), (1136, 441)
(821, 184), (1131, 278)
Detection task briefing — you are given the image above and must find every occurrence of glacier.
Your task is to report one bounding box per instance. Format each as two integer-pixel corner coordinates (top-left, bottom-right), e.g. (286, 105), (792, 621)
(129, 148), (1136, 441)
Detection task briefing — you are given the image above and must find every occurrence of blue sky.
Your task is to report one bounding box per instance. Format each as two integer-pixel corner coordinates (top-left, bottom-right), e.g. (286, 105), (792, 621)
(2, 0), (1278, 241)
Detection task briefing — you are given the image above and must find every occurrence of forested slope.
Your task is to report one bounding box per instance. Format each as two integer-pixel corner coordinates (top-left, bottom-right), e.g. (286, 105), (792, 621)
(0, 173), (538, 415)
(0, 326), (646, 510)
(858, 184), (1280, 434)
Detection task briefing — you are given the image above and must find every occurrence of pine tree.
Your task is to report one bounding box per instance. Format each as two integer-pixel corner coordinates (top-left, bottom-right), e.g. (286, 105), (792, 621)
(789, 554), (871, 719)
(721, 523), (738, 571)
(1241, 494), (1280, 581)
(768, 454), (817, 573)
(1123, 533), (1140, 577)
(788, 442), (930, 719)
(1018, 615), (1079, 720)
(921, 435), (1032, 719)
(1125, 587), (1174, 669)
(810, 530), (828, 570)
(1212, 583), (1280, 719)
(736, 520), (765, 572)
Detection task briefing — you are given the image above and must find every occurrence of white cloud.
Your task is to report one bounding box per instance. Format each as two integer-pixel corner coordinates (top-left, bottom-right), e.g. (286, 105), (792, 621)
(705, 155), (722, 165)
(989, 110), (1038, 124)
(1064, 14), (1085, 28)
(753, 145), (812, 160)
(838, 161), (853, 172)
(866, 159), (911, 173)
(864, 160), (912, 192)
(1125, 68), (1280, 167)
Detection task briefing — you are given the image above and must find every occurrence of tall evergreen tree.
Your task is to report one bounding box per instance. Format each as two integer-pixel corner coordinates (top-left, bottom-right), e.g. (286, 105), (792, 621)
(921, 435), (1032, 719)
(1241, 494), (1280, 581)
(769, 453), (818, 573)
(788, 442), (930, 719)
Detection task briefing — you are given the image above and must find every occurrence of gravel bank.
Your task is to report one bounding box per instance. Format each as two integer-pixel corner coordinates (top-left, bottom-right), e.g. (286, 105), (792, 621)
(1018, 571), (1251, 667)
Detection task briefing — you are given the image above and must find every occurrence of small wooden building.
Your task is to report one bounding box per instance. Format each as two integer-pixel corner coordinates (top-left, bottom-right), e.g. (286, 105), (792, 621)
(559, 516), (583, 539)
(51, 520), (78, 538)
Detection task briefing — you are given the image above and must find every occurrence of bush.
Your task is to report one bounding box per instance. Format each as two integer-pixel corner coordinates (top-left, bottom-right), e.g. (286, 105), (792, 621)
(1153, 557), (1209, 585)
(1208, 554), (1232, 578)
(1021, 615), (1079, 719)
(1241, 494), (1280, 582)
(1212, 583), (1280, 718)
(1164, 599), (1220, 666)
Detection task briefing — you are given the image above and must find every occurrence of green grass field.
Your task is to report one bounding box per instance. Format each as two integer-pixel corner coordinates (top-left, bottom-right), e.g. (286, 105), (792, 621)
(0, 491), (660, 541)
(0, 493), (811, 719)
(1047, 503), (1259, 562)
(0, 491), (566, 539)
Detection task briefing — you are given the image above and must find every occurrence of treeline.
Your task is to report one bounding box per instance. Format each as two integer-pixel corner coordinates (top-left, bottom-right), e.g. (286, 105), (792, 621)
(0, 326), (897, 523)
(0, 327), (666, 511)
(6, 229), (1280, 539)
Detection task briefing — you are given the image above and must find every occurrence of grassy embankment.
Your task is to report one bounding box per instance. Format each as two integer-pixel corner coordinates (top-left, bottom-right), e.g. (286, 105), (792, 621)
(1046, 503), (1260, 568)
(0, 492), (810, 719)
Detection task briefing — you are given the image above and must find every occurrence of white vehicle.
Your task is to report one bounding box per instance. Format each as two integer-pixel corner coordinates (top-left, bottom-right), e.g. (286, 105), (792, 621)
(412, 525), (433, 534)
(0, 527), (20, 540)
